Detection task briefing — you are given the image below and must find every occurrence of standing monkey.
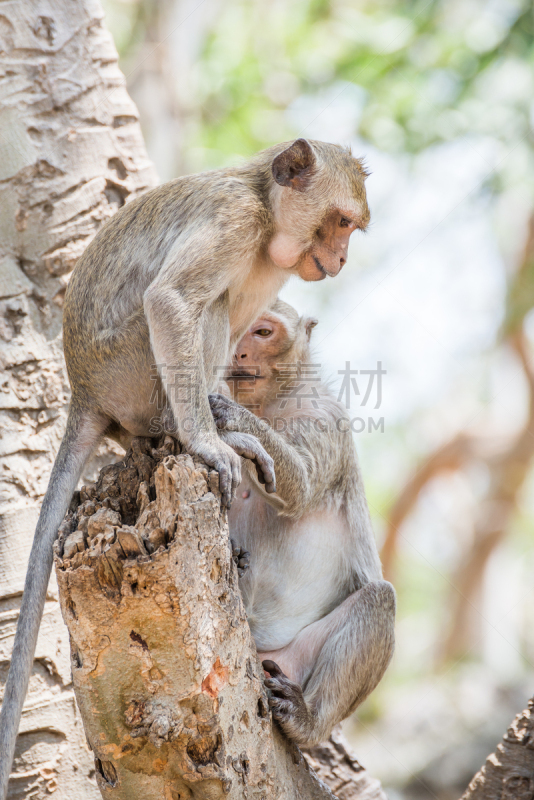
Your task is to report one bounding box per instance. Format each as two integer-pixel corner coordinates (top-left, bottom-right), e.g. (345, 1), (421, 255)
(0, 139), (370, 794)
(209, 300), (395, 746)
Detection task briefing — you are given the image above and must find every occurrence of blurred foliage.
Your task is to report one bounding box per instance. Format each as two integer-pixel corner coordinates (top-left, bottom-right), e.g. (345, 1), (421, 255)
(105, 0), (534, 165)
(190, 0), (534, 168)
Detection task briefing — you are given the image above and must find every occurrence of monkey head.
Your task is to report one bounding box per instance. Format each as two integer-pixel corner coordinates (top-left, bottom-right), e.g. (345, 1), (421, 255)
(228, 300), (318, 412)
(267, 139), (370, 282)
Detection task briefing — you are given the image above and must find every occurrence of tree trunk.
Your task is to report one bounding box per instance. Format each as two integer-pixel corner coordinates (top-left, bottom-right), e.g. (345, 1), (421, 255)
(461, 697), (534, 800)
(121, 0), (222, 181)
(0, 1), (157, 796)
(54, 436), (386, 799)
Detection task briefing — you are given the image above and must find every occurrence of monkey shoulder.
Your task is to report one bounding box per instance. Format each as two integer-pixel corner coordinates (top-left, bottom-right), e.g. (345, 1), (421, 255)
(282, 391), (359, 473)
(72, 173), (267, 277)
(64, 174), (268, 342)
(161, 173), (268, 233)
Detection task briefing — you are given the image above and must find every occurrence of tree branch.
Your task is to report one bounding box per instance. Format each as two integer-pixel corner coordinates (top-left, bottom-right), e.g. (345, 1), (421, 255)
(380, 434), (477, 579)
(461, 697), (534, 800)
(303, 730), (387, 800)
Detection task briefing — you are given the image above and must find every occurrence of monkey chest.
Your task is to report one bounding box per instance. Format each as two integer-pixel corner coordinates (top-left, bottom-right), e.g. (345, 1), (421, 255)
(231, 500), (349, 650)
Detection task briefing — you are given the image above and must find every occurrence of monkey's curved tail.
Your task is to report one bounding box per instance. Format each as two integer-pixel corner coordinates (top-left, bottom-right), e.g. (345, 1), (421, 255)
(0, 406), (106, 800)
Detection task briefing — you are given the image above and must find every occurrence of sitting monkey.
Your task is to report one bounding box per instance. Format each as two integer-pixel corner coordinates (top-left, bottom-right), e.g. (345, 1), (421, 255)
(0, 138), (372, 795)
(209, 301), (395, 746)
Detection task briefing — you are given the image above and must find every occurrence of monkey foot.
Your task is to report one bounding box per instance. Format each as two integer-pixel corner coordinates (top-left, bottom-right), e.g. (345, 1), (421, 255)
(262, 660), (312, 743)
(230, 539), (250, 576)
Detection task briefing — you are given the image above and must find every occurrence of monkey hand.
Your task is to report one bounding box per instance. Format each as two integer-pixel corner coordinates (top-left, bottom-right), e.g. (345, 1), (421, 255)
(191, 434), (242, 508)
(230, 538), (250, 577)
(217, 430), (276, 494)
(262, 660), (315, 746)
(209, 393), (263, 434)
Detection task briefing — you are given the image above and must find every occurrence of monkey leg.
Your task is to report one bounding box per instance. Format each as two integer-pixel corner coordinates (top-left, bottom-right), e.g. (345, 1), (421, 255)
(262, 581), (395, 747)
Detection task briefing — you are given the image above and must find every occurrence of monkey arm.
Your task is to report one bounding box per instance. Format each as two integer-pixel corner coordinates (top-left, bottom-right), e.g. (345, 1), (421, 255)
(144, 283), (216, 440)
(142, 188), (281, 507)
(209, 394), (315, 514)
(210, 392), (382, 584)
(144, 266), (242, 507)
(216, 429), (276, 493)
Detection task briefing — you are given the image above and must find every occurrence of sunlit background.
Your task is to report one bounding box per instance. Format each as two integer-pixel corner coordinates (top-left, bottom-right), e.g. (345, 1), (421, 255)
(100, 1), (534, 796)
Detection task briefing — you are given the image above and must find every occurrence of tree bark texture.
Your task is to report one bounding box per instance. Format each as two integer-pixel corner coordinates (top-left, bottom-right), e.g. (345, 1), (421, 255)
(54, 437), (386, 800)
(302, 732), (387, 800)
(0, 1), (157, 795)
(461, 697), (534, 800)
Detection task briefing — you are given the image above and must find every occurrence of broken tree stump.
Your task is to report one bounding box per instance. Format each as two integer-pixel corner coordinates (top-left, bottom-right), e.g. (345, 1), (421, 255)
(53, 436), (386, 799)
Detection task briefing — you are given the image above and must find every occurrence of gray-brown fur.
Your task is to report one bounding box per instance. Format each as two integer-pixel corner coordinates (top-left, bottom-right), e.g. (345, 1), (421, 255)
(0, 139), (369, 795)
(209, 300), (395, 746)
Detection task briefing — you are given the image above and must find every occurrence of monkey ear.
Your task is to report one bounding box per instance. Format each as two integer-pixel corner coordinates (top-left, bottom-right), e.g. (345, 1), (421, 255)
(305, 317), (318, 340)
(272, 139), (316, 191)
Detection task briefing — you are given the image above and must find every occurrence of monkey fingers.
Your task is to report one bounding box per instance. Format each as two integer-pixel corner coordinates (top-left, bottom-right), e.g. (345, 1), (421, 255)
(262, 659), (283, 677)
(209, 392), (241, 410)
(218, 431), (276, 494)
(194, 436), (242, 508)
(230, 538), (251, 577)
(218, 454), (241, 509)
(215, 418), (239, 432)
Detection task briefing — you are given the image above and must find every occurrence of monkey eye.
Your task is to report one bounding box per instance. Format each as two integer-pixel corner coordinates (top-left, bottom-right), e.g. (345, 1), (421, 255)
(339, 216), (353, 228)
(254, 328), (273, 337)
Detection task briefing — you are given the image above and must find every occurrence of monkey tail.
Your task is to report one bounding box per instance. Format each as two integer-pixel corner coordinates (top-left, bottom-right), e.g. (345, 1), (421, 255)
(0, 405), (107, 799)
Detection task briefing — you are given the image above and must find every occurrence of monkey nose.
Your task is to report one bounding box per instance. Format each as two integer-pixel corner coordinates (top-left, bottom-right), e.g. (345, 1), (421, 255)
(240, 353), (247, 359)
(339, 256), (346, 267)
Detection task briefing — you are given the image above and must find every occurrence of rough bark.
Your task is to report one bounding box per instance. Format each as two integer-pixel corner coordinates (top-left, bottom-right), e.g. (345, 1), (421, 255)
(302, 731), (387, 800)
(461, 697), (534, 800)
(54, 436), (386, 799)
(0, 1), (157, 796)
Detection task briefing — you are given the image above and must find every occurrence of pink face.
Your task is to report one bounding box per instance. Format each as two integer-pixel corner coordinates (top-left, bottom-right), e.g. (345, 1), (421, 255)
(267, 138), (370, 281)
(234, 316), (284, 368)
(227, 315), (286, 406)
(296, 209), (361, 281)
(268, 208), (364, 282)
